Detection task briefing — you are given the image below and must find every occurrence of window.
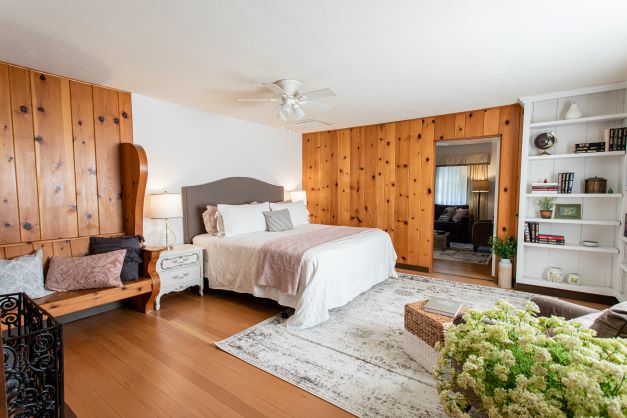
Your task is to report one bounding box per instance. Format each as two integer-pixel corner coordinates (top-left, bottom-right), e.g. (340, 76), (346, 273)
(435, 166), (468, 205)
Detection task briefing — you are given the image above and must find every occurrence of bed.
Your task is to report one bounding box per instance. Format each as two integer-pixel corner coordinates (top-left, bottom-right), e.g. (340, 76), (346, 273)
(182, 177), (397, 329)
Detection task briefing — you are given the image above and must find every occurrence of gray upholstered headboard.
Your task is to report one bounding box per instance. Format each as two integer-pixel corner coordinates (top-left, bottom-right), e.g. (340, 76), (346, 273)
(181, 177), (285, 243)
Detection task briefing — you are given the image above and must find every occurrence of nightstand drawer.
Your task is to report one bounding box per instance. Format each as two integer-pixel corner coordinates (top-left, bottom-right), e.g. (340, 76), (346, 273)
(161, 265), (202, 286)
(159, 252), (200, 271)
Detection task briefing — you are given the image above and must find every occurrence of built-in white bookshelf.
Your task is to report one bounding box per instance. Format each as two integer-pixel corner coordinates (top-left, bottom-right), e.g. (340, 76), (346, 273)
(517, 82), (627, 301)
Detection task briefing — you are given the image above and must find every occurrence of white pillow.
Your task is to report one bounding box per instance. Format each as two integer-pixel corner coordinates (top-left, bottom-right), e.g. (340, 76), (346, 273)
(217, 202), (270, 237)
(0, 249), (52, 298)
(270, 201), (309, 226)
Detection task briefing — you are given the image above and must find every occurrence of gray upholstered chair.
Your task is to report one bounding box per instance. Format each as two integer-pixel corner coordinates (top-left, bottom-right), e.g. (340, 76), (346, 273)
(531, 295), (627, 339)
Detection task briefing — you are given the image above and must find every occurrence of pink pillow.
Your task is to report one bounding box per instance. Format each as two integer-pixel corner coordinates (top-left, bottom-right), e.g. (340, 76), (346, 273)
(45, 249), (126, 291)
(202, 205), (219, 234)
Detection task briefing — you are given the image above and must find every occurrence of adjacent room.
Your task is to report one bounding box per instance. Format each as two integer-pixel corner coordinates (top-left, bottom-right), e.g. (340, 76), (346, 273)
(433, 139), (499, 279)
(0, 1), (625, 417)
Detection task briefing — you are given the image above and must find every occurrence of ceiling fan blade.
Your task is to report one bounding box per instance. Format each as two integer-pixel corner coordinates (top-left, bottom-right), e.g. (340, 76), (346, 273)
(300, 88), (336, 100)
(289, 119), (331, 126)
(262, 82), (288, 96)
(237, 98), (279, 102)
(300, 100), (331, 112)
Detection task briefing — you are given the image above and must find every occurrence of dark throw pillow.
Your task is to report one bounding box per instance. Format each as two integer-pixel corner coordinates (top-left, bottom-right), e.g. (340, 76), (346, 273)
(89, 235), (144, 281)
(590, 301), (627, 338)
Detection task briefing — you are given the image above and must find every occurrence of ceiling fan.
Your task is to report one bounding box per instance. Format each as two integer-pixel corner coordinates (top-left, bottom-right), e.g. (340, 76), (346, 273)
(238, 79), (336, 124)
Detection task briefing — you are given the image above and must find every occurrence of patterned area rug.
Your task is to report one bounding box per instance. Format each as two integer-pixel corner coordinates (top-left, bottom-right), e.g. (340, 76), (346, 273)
(433, 242), (492, 265)
(216, 274), (531, 417)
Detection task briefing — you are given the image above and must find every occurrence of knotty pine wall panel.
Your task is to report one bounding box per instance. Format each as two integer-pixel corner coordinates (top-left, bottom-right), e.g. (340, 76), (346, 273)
(93, 87), (124, 234)
(31, 71), (79, 240)
(302, 104), (522, 271)
(0, 61), (133, 247)
(0, 64), (20, 244)
(8, 66), (41, 242)
(70, 81), (100, 236)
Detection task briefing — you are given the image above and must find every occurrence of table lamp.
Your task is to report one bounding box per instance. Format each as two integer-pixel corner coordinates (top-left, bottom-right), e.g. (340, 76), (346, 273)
(290, 190), (307, 206)
(149, 192), (182, 250)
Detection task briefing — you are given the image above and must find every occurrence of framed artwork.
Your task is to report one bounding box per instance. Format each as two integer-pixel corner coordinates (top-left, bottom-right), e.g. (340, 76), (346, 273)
(555, 204), (582, 219)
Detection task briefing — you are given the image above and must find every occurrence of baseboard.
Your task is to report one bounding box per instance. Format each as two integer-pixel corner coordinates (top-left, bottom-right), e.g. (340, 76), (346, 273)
(514, 283), (618, 306)
(395, 263), (429, 273)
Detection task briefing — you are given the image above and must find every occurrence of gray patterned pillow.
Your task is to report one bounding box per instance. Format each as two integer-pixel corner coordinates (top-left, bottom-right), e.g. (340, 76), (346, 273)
(0, 249), (52, 298)
(263, 209), (294, 232)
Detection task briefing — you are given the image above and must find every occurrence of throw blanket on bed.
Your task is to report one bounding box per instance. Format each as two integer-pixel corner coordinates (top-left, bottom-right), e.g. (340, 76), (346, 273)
(256, 226), (375, 295)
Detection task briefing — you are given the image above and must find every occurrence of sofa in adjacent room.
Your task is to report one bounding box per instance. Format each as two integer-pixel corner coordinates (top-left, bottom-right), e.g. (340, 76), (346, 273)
(433, 204), (474, 243)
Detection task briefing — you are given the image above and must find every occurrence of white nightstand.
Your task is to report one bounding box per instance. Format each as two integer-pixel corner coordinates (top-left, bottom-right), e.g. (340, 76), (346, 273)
(154, 244), (204, 310)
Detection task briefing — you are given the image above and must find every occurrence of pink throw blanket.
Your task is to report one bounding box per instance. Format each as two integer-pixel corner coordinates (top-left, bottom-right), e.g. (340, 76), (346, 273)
(256, 226), (375, 295)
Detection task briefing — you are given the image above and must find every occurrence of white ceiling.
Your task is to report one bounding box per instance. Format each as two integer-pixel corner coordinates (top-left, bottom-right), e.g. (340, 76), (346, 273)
(2, 0), (627, 133)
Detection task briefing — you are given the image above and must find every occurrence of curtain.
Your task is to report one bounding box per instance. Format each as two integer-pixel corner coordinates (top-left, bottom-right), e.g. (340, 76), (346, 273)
(467, 164), (490, 220)
(435, 166), (469, 206)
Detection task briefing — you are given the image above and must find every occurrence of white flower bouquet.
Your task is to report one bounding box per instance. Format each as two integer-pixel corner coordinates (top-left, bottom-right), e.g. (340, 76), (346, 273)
(434, 300), (626, 417)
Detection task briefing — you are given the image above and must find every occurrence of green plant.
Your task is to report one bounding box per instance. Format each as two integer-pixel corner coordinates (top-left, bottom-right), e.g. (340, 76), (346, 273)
(537, 197), (556, 211)
(488, 236), (517, 260)
(434, 300), (627, 418)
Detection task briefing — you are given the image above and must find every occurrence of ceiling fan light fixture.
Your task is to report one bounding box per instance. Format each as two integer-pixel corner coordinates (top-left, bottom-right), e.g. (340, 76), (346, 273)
(278, 102), (292, 121)
(292, 103), (305, 120)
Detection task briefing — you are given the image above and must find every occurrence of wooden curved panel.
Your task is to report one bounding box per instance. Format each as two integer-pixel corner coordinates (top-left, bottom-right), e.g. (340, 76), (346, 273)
(120, 143), (148, 236)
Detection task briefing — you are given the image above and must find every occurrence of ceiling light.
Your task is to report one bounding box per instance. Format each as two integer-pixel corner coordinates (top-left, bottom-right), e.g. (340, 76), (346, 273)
(278, 102), (292, 121)
(292, 103), (305, 120)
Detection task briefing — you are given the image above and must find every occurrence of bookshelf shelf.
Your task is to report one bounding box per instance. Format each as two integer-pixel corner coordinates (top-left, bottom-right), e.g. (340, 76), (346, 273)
(529, 113), (627, 128)
(528, 151), (625, 160)
(526, 193), (622, 198)
(522, 242), (618, 254)
(524, 217), (620, 226)
(517, 277), (615, 296)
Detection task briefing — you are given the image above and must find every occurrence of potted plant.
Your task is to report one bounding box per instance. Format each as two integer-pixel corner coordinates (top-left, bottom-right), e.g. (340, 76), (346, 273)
(434, 301), (627, 418)
(488, 235), (516, 289)
(537, 197), (556, 219)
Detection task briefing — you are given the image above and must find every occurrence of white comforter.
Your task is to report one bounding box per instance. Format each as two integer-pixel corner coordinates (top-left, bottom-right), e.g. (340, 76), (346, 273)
(193, 224), (397, 329)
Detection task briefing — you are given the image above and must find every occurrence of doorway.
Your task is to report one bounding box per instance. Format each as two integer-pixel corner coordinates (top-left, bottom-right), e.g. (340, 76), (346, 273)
(432, 138), (500, 280)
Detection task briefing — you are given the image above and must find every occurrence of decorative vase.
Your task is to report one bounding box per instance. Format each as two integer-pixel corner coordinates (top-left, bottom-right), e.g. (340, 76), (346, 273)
(497, 259), (512, 289)
(547, 267), (564, 283)
(540, 210), (553, 219)
(565, 102), (583, 119)
(567, 273), (581, 285)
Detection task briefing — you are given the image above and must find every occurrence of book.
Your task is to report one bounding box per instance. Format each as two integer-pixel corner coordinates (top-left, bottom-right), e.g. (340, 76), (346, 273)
(423, 298), (464, 317)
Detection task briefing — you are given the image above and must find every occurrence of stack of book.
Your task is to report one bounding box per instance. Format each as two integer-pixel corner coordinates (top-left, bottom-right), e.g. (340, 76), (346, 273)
(531, 182), (558, 194)
(524, 221), (539, 242)
(537, 234), (565, 245)
(574, 142), (606, 153)
(605, 127), (626, 151)
(557, 172), (574, 193)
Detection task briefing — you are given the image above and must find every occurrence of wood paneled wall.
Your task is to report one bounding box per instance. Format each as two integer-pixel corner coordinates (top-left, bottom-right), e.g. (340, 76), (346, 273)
(0, 62), (134, 251)
(302, 104), (522, 270)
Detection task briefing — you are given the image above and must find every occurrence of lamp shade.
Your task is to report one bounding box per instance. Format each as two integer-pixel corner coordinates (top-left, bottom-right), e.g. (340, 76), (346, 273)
(149, 192), (182, 219)
(471, 180), (490, 193)
(290, 190), (307, 205)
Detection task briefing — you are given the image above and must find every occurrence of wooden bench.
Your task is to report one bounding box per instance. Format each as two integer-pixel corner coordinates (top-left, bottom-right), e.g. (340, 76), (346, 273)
(0, 144), (162, 317)
(34, 247), (161, 317)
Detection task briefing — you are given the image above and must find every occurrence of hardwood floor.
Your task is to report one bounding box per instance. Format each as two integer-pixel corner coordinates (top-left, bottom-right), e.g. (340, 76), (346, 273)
(63, 271), (608, 417)
(432, 258), (493, 280)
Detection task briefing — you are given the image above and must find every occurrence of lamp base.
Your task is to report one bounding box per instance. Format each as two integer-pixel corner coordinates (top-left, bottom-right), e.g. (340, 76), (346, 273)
(159, 218), (176, 250)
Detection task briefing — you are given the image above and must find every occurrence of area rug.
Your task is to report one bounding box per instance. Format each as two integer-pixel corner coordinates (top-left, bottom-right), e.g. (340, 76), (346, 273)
(216, 274), (531, 417)
(433, 242), (491, 265)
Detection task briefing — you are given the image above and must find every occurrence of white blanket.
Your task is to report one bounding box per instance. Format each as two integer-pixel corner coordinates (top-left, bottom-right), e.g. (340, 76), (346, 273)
(193, 224), (398, 329)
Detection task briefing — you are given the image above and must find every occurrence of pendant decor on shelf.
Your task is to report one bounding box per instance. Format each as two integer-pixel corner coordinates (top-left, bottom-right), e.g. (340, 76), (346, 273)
(565, 101), (583, 119)
(533, 131), (556, 155)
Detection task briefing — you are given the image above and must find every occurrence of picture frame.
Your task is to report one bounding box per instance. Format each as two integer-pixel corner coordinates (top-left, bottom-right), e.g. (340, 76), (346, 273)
(555, 204), (582, 220)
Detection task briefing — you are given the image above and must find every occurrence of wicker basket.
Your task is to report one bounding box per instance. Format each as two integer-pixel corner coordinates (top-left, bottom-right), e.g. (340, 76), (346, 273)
(404, 300), (466, 348)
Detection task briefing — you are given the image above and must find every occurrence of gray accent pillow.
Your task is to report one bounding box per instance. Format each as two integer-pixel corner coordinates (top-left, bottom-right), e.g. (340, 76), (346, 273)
(0, 249), (52, 298)
(590, 301), (627, 338)
(263, 209), (294, 232)
(437, 207), (457, 222)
